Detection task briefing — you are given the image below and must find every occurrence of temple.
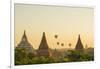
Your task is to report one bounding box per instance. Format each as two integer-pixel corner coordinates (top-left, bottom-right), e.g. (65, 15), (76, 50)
(16, 30), (34, 53)
(37, 32), (52, 57)
(75, 35), (84, 51)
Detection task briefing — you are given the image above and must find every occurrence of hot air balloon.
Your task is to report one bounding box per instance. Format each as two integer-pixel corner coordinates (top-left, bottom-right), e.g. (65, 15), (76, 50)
(69, 43), (71, 47)
(61, 43), (64, 46)
(57, 42), (59, 45)
(69, 43), (72, 48)
(54, 35), (58, 39)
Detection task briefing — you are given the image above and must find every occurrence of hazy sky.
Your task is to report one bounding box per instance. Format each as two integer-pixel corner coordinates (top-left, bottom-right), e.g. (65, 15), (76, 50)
(15, 4), (94, 49)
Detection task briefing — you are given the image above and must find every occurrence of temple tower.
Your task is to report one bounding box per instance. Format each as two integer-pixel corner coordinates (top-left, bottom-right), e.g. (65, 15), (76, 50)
(75, 35), (84, 51)
(37, 32), (52, 57)
(16, 30), (34, 53)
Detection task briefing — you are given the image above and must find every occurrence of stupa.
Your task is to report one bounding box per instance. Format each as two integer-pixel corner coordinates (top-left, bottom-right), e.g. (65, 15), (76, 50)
(16, 30), (34, 53)
(75, 34), (84, 51)
(37, 32), (52, 57)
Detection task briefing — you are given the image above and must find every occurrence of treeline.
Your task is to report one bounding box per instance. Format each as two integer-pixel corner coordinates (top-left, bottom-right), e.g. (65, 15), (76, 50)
(15, 48), (94, 65)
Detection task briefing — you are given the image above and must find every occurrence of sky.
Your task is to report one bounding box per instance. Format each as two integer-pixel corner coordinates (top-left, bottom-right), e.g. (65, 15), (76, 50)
(15, 4), (94, 49)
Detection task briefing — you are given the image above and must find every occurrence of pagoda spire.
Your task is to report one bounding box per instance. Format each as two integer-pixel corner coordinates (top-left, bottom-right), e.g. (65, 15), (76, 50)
(39, 32), (49, 50)
(37, 32), (52, 57)
(22, 30), (27, 41)
(75, 34), (84, 50)
(24, 30), (26, 35)
(17, 30), (34, 53)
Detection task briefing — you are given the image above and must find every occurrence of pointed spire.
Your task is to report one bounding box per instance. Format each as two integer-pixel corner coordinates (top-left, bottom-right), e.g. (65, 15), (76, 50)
(78, 34), (80, 38)
(23, 30), (26, 37)
(24, 30), (26, 35)
(22, 30), (27, 41)
(18, 30), (29, 44)
(39, 32), (49, 49)
(78, 34), (81, 41)
(37, 32), (51, 57)
(75, 34), (84, 50)
(17, 30), (34, 53)
(43, 32), (45, 36)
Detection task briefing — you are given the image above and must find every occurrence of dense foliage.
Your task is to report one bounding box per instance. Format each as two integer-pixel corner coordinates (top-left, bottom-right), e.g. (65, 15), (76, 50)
(15, 48), (94, 65)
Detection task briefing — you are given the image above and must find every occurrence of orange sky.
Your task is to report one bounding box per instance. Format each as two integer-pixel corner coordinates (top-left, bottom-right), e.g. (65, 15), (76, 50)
(15, 4), (94, 49)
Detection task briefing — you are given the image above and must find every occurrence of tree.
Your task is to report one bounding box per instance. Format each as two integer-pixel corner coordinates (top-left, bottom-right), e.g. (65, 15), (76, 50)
(15, 48), (29, 65)
(67, 50), (94, 62)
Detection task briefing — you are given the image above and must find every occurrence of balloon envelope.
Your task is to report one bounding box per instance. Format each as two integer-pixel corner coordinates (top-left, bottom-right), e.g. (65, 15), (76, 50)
(54, 35), (58, 39)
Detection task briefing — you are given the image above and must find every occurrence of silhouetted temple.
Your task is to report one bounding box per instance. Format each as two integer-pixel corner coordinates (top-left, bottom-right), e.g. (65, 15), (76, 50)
(16, 30), (34, 53)
(75, 35), (84, 51)
(37, 32), (52, 57)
